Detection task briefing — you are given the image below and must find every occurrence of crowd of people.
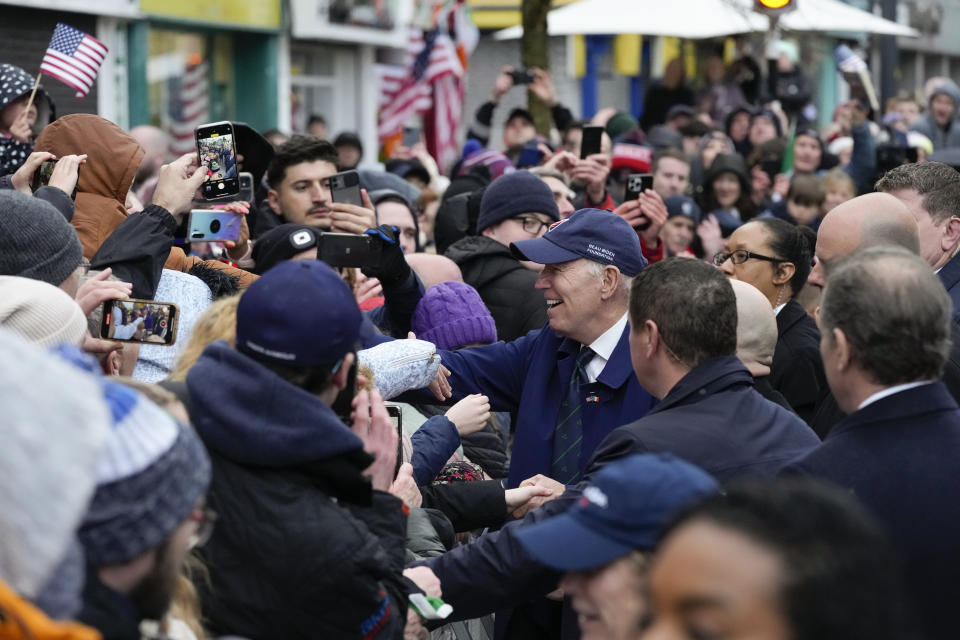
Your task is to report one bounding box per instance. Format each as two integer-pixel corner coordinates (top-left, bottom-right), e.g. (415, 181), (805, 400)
(1, 36), (960, 640)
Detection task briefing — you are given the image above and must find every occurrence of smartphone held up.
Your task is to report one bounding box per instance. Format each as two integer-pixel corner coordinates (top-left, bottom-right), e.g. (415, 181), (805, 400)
(196, 121), (240, 199)
(100, 298), (179, 346)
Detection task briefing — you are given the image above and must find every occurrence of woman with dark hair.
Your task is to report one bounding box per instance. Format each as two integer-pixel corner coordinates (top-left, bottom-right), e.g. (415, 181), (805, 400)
(643, 480), (913, 640)
(699, 154), (756, 237)
(714, 217), (825, 425)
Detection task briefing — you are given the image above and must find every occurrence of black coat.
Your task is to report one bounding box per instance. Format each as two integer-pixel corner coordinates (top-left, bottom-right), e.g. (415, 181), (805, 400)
(783, 382), (960, 640)
(770, 300), (827, 427)
(187, 342), (412, 640)
(421, 357), (819, 627)
(445, 235), (547, 343)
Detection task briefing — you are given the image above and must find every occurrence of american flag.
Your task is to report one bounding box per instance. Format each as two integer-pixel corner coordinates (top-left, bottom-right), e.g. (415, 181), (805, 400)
(378, 3), (477, 171)
(39, 23), (107, 98)
(166, 62), (209, 155)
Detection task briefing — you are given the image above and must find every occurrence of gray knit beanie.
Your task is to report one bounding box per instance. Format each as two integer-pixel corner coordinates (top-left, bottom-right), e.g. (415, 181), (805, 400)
(0, 191), (83, 287)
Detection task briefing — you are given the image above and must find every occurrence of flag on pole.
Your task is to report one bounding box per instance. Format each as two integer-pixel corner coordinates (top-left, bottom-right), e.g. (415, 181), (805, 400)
(39, 23), (107, 99)
(377, 1), (477, 171)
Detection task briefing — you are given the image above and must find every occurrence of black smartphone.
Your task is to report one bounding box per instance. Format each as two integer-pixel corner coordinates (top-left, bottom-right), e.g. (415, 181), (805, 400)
(402, 126), (420, 148)
(31, 159), (79, 199)
(509, 68), (535, 85)
(100, 298), (179, 346)
(580, 125), (604, 159)
(626, 173), (654, 200)
(187, 210), (243, 242)
(329, 169), (362, 207)
(387, 404), (403, 476)
(332, 358), (358, 423)
(318, 232), (382, 269)
(196, 121), (240, 200)
(516, 142), (543, 168)
(626, 173), (655, 231)
(238, 171), (254, 203)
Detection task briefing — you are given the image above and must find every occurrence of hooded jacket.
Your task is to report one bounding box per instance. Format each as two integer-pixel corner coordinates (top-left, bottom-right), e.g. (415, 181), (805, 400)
(186, 341), (410, 640)
(35, 114), (143, 258)
(910, 81), (960, 151)
(445, 235), (547, 343)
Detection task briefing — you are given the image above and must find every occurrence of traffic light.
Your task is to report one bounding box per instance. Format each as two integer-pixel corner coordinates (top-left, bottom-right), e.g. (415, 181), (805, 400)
(755, 0), (796, 14)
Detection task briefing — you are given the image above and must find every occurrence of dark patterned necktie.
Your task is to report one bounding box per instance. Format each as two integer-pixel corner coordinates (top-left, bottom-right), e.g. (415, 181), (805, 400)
(551, 346), (595, 484)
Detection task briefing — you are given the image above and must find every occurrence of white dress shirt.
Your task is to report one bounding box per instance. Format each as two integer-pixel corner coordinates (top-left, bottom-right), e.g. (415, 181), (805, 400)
(583, 313), (629, 383)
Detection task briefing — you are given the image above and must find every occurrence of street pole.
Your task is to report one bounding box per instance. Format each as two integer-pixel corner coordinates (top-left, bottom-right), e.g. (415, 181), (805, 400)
(879, 0), (899, 104)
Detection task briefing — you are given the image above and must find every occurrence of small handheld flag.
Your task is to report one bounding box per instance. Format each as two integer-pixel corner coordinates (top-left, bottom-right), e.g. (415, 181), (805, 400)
(39, 23), (108, 99)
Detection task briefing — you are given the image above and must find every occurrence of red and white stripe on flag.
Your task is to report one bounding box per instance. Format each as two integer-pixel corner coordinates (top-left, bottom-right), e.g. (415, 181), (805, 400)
(376, 28), (463, 141)
(39, 23), (107, 98)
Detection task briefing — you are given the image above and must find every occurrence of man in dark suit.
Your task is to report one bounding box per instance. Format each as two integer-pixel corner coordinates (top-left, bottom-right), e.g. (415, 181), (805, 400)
(808, 192), (960, 435)
(783, 247), (960, 640)
(875, 161), (960, 324)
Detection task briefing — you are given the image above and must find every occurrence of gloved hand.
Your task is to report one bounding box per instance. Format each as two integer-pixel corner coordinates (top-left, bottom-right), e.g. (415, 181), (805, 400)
(363, 224), (412, 287)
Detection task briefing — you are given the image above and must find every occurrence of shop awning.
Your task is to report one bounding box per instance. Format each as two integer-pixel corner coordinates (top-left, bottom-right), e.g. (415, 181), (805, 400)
(493, 0), (918, 40)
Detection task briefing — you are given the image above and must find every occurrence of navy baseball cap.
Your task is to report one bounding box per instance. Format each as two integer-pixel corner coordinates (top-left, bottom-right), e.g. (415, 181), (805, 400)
(236, 260), (362, 367)
(515, 454), (717, 571)
(510, 208), (648, 276)
(664, 195), (702, 224)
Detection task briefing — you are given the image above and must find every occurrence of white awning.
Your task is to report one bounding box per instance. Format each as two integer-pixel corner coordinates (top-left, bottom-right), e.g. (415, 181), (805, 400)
(493, 0), (917, 40)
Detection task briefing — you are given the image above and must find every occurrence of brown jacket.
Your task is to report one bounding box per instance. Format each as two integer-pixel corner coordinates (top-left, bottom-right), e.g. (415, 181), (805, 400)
(35, 114), (142, 259)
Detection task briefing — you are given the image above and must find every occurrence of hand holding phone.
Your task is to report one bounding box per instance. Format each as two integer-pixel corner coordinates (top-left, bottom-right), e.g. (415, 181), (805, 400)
(196, 121), (240, 200)
(402, 127), (421, 148)
(509, 68), (536, 85)
(100, 298), (179, 346)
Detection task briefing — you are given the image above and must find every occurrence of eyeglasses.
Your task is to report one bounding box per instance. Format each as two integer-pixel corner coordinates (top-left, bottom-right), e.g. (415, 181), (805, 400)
(513, 216), (550, 235)
(187, 506), (218, 549)
(713, 249), (784, 267)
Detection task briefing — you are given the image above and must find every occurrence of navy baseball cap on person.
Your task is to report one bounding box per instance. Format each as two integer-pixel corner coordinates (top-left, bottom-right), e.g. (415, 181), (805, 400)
(664, 195), (703, 225)
(236, 260), (362, 367)
(515, 454), (718, 571)
(510, 208), (648, 276)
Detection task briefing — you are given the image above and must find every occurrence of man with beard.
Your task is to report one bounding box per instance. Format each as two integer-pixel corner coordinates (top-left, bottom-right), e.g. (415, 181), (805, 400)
(76, 382), (211, 640)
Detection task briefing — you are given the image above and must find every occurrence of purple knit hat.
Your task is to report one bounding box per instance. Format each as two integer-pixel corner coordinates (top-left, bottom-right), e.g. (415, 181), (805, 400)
(411, 282), (497, 350)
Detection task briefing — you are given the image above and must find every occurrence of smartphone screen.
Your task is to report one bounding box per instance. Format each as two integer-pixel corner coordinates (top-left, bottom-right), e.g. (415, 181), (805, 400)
(402, 127), (420, 148)
(31, 160), (79, 199)
(100, 298), (179, 346)
(516, 143), (543, 168)
(196, 121), (240, 200)
(329, 169), (362, 207)
(580, 126), (604, 159)
(187, 210), (243, 242)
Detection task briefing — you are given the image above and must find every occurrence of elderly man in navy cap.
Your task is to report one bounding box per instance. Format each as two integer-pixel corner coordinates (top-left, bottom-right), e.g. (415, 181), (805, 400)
(435, 208), (654, 492)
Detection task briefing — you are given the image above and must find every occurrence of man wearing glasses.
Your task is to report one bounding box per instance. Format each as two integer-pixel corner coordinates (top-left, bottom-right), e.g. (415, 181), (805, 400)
(446, 171), (561, 342)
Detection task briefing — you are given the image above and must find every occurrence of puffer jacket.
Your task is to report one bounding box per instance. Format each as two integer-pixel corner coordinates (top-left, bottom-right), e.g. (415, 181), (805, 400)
(186, 341), (412, 640)
(445, 235), (546, 343)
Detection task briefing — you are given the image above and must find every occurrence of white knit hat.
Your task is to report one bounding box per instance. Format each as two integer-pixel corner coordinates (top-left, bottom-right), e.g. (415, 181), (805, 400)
(133, 269), (213, 383)
(0, 329), (109, 603)
(0, 276), (88, 348)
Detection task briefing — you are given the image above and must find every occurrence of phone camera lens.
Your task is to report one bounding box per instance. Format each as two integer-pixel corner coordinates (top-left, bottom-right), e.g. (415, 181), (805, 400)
(210, 219), (221, 233)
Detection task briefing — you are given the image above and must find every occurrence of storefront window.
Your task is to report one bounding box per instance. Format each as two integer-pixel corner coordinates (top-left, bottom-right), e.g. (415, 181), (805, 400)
(146, 28), (234, 153)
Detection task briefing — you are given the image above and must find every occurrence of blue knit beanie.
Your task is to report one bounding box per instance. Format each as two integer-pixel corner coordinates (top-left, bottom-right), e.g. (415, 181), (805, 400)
(476, 170), (559, 233)
(411, 282), (497, 350)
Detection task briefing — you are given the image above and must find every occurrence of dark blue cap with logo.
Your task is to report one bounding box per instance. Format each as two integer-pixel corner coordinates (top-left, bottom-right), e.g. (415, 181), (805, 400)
(515, 453), (718, 571)
(236, 260), (362, 367)
(664, 195), (703, 224)
(510, 208), (648, 276)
